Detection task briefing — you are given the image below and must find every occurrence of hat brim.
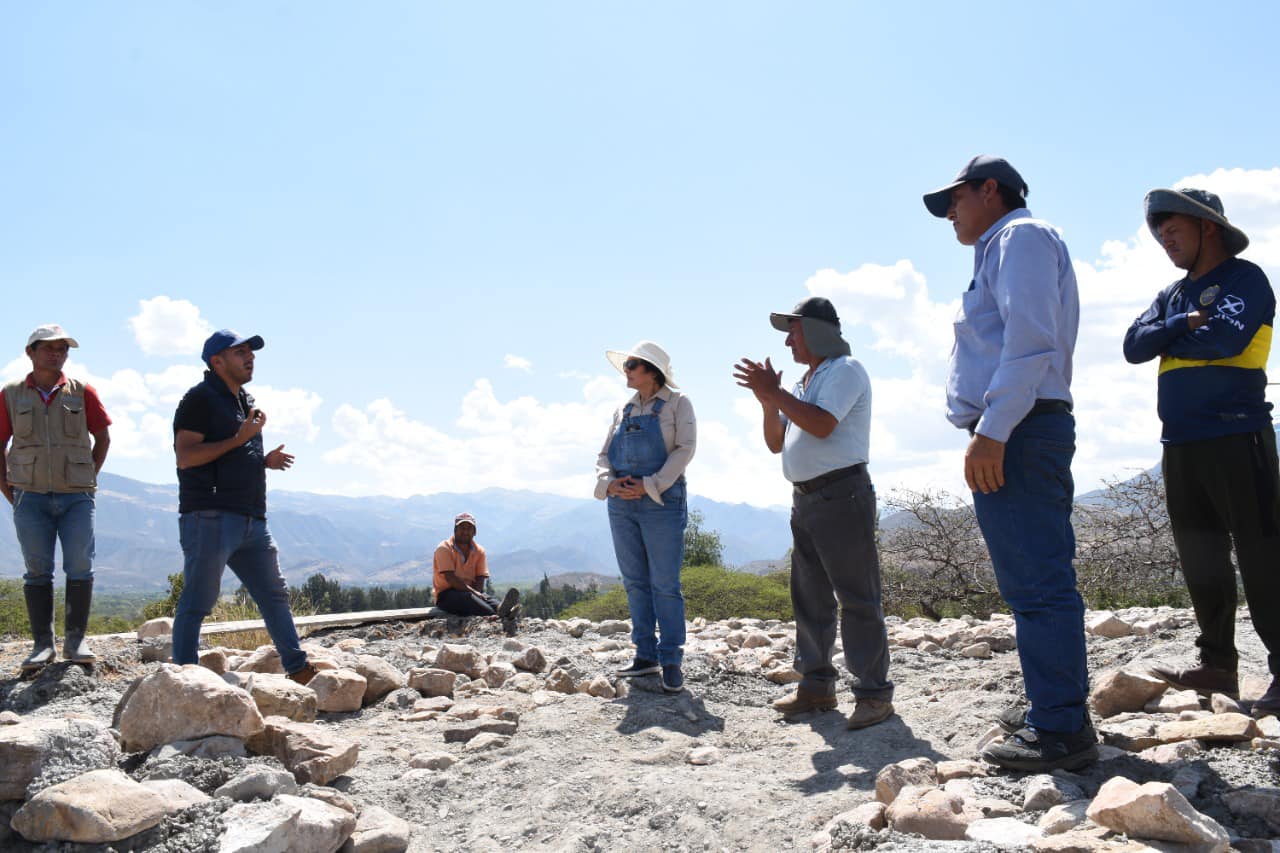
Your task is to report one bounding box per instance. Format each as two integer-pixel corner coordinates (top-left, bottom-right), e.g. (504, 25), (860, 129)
(769, 312), (800, 332)
(233, 334), (265, 351)
(605, 349), (679, 389)
(1144, 188), (1249, 255)
(923, 180), (965, 218)
(30, 336), (79, 348)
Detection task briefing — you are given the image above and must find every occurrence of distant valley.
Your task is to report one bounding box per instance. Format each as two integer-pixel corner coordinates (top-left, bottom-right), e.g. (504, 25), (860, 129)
(0, 473), (792, 592)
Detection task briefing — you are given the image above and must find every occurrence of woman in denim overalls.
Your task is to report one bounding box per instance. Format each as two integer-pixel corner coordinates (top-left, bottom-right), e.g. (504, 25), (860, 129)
(594, 341), (697, 693)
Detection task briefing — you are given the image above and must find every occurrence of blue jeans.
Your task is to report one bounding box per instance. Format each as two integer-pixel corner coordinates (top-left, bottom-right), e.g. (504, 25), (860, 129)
(608, 481), (688, 665)
(972, 412), (1089, 733)
(13, 489), (96, 586)
(172, 510), (307, 674)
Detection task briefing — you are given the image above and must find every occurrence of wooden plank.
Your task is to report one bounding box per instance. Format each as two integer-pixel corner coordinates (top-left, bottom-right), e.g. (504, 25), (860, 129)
(92, 606), (444, 641)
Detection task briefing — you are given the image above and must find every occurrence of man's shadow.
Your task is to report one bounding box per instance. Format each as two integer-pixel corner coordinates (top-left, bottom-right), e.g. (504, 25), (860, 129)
(613, 677), (725, 737)
(788, 709), (949, 796)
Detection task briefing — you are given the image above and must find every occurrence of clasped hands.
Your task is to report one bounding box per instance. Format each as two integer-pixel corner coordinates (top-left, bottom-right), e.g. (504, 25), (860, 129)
(607, 476), (647, 500)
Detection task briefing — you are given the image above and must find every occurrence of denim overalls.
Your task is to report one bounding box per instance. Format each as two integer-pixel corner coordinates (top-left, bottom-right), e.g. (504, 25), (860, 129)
(606, 397), (688, 666)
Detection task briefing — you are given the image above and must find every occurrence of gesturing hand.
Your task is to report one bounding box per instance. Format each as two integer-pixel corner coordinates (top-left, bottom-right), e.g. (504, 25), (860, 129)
(732, 357), (783, 404)
(265, 444), (295, 471)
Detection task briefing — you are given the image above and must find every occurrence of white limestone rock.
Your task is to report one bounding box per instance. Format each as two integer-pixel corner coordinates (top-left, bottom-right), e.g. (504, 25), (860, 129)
(115, 664), (264, 753)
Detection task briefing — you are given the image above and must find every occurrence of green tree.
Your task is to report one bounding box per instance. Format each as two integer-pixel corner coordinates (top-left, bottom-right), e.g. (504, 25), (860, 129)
(683, 509), (724, 567)
(141, 573), (185, 620)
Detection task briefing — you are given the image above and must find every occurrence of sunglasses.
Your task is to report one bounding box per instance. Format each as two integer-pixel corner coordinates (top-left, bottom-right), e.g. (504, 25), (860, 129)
(623, 359), (648, 371)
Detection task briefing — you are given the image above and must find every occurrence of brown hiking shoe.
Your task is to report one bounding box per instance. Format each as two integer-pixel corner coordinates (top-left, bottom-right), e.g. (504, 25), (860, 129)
(287, 663), (318, 686)
(846, 698), (894, 730)
(1253, 676), (1280, 716)
(772, 687), (838, 717)
(1149, 663), (1238, 699)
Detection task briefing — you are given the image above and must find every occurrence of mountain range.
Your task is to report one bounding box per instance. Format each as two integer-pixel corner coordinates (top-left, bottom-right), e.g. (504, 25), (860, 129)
(0, 473), (793, 591)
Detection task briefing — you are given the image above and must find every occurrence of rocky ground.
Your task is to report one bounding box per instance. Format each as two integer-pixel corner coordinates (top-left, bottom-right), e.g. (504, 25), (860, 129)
(0, 606), (1278, 852)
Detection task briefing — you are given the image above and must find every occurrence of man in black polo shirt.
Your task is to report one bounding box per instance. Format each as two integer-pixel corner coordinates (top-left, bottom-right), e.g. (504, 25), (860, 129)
(171, 330), (313, 684)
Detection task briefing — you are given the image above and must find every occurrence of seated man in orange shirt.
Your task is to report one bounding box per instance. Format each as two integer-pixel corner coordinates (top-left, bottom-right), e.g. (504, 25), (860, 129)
(433, 512), (520, 627)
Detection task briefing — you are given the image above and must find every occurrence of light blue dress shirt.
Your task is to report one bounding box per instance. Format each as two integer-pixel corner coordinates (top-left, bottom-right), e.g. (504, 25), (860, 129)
(781, 356), (872, 483)
(946, 208), (1079, 443)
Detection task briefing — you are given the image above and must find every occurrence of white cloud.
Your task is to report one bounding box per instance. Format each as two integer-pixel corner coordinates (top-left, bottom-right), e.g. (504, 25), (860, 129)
(325, 377), (629, 498)
(128, 296), (212, 357)
(251, 385), (324, 444)
(503, 354), (533, 372)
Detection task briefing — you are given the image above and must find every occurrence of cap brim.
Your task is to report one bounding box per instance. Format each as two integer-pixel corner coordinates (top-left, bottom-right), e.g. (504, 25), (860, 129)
(233, 335), (265, 351)
(769, 312), (800, 332)
(923, 181), (963, 218)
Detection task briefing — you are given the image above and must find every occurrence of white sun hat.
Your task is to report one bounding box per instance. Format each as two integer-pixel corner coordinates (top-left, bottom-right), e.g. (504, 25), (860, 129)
(605, 340), (679, 389)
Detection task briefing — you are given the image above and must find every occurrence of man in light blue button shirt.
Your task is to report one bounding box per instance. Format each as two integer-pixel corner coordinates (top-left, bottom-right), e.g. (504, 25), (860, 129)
(734, 297), (893, 731)
(924, 155), (1094, 772)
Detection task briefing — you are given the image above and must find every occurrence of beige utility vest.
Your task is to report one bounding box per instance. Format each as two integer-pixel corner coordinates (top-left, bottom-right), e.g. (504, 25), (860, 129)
(3, 379), (97, 493)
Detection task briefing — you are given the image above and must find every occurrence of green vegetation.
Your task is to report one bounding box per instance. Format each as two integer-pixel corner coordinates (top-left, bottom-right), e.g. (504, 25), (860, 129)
(682, 509), (724, 568)
(521, 574), (598, 620)
(0, 579), (135, 639)
(561, 564), (792, 622)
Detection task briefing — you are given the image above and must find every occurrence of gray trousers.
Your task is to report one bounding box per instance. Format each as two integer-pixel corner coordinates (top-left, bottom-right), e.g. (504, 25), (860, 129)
(789, 468), (893, 700)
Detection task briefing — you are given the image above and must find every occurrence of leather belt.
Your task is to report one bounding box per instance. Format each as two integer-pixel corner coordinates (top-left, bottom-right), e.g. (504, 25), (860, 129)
(967, 399), (1072, 437)
(793, 463), (866, 495)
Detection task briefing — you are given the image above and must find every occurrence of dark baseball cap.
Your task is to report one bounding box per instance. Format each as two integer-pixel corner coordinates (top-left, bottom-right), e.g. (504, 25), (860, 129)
(923, 155), (1029, 218)
(201, 329), (264, 366)
(769, 296), (840, 331)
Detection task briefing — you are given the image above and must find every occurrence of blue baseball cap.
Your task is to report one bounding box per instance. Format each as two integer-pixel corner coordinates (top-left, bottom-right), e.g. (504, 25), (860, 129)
(923, 155), (1029, 218)
(201, 329), (264, 366)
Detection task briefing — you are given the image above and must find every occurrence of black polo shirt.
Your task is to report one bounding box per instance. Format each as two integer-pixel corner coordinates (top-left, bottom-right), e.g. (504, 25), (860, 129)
(173, 371), (267, 517)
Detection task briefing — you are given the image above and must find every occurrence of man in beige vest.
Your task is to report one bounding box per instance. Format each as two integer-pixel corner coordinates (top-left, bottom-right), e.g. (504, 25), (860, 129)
(0, 325), (112, 672)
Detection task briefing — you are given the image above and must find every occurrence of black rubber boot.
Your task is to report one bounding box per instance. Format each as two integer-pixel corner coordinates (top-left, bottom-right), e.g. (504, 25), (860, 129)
(21, 584), (57, 673)
(63, 579), (96, 664)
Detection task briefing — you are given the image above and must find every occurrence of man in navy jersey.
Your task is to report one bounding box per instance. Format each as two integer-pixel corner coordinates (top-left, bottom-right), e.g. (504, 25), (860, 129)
(1124, 188), (1280, 715)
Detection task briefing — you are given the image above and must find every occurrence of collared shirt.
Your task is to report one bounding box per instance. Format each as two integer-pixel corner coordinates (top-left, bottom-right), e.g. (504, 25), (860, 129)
(432, 536), (488, 598)
(594, 386), (696, 504)
(0, 373), (111, 445)
(781, 356), (872, 483)
(947, 208), (1079, 442)
(173, 370), (267, 517)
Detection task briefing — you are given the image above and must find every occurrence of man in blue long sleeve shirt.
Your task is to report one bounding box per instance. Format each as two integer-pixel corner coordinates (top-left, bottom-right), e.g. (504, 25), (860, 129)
(1123, 187), (1280, 715)
(924, 155), (1095, 772)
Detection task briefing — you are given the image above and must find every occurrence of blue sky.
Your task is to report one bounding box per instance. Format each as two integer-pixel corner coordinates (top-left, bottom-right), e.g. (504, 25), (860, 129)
(4, 3), (1280, 508)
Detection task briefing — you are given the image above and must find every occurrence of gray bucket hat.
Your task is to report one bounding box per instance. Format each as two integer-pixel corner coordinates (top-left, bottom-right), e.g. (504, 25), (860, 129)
(1144, 188), (1249, 256)
(769, 296), (851, 358)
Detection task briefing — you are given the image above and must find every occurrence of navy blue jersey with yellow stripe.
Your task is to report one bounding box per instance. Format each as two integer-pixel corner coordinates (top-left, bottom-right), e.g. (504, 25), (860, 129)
(1123, 257), (1274, 444)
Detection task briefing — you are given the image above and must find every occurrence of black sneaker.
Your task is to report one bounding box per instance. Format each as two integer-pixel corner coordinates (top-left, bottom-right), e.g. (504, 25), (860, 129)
(496, 588), (521, 619)
(617, 658), (660, 678)
(997, 705), (1028, 734)
(982, 724), (1099, 772)
(661, 664), (684, 693)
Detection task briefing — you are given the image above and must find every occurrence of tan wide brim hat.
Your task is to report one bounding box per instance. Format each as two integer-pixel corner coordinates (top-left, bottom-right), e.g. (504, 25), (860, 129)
(605, 340), (679, 389)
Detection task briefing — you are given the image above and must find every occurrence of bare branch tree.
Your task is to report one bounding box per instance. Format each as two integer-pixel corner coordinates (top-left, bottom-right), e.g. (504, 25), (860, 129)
(879, 488), (1002, 620)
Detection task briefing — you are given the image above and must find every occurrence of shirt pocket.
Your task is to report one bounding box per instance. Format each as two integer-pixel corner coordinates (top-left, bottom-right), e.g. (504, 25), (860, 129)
(65, 448), (97, 488)
(12, 402), (34, 439)
(954, 285), (1003, 350)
